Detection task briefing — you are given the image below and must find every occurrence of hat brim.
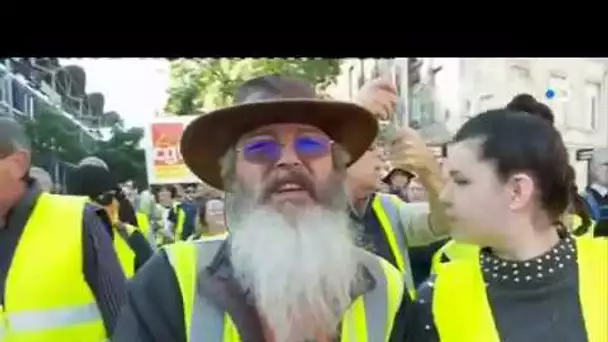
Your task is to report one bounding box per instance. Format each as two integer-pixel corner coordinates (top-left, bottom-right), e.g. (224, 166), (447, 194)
(181, 99), (378, 190)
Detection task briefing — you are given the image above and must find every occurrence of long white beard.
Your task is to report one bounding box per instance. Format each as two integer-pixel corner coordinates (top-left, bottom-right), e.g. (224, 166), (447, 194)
(230, 205), (359, 342)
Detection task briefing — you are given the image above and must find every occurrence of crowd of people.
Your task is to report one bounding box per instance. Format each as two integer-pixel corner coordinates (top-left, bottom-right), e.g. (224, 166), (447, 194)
(0, 73), (606, 342)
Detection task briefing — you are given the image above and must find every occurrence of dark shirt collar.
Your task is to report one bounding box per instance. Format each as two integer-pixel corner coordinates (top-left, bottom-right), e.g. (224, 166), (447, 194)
(349, 193), (375, 222)
(3, 179), (41, 230)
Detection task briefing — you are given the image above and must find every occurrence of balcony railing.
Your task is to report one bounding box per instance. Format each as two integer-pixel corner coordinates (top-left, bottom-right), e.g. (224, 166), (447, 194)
(0, 62), (100, 142)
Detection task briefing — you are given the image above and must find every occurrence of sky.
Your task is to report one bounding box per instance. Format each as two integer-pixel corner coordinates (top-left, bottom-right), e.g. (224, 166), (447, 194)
(59, 58), (170, 128)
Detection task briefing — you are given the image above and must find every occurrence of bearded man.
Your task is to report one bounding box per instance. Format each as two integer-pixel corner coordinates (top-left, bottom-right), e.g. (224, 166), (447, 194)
(112, 75), (408, 342)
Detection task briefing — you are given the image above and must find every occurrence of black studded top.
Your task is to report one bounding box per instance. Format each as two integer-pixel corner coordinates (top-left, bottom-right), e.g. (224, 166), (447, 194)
(408, 234), (590, 342)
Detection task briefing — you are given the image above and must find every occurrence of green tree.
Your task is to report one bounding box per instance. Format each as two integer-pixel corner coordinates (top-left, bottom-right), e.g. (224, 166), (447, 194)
(24, 104), (89, 165)
(24, 103), (147, 187)
(165, 58), (342, 115)
(94, 126), (147, 187)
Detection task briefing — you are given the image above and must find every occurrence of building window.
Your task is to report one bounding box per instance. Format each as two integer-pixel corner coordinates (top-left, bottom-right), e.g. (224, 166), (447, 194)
(547, 74), (569, 127)
(347, 65), (355, 99)
(394, 65), (402, 96)
(583, 81), (600, 130)
(508, 64), (532, 98)
(371, 60), (380, 79)
(0, 73), (5, 103)
(357, 59), (365, 88)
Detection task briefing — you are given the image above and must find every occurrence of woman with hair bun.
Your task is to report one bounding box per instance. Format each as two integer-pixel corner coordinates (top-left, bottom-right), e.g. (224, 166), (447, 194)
(431, 93), (595, 273)
(408, 109), (607, 342)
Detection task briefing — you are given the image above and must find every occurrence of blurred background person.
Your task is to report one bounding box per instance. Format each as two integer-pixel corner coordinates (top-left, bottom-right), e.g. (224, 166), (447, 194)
(405, 177), (428, 203)
(70, 161), (153, 277)
(583, 147), (608, 237)
(383, 168), (414, 201)
(29, 166), (53, 192)
(189, 198), (227, 241)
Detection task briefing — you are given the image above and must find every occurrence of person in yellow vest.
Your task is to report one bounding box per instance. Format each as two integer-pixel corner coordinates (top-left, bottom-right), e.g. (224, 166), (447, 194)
(347, 79), (451, 296)
(0, 116), (127, 340)
(187, 198), (228, 241)
(71, 162), (154, 278)
(408, 109), (607, 341)
(113, 75), (409, 341)
(431, 93), (587, 271)
(155, 185), (191, 244)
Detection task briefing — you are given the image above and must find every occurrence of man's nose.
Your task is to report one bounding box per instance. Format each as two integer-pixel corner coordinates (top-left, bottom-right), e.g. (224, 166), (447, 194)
(274, 144), (302, 168)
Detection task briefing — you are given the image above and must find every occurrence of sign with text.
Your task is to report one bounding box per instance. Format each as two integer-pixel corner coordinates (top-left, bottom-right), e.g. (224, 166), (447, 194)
(146, 116), (199, 184)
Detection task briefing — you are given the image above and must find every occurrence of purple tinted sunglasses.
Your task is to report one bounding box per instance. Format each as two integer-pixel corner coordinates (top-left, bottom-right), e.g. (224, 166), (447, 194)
(239, 136), (333, 164)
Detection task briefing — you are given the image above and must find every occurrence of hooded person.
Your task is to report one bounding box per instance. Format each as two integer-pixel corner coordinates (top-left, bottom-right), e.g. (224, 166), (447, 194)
(70, 162), (153, 278)
(112, 74), (410, 342)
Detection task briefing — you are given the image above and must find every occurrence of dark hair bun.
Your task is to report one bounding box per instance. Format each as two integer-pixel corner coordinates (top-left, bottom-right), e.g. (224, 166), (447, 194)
(507, 93), (555, 125)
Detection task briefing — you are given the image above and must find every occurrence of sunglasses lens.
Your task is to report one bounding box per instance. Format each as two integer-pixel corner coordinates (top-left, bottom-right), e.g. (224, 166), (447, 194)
(294, 136), (331, 158)
(243, 140), (281, 164)
(242, 136), (331, 164)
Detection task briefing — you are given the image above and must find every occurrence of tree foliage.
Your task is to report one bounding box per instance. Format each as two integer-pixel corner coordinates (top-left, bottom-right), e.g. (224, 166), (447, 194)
(95, 126), (147, 187)
(165, 58), (342, 115)
(24, 104), (147, 187)
(24, 104), (89, 165)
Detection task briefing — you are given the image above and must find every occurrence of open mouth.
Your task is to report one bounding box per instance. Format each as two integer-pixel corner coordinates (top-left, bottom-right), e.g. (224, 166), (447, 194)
(275, 183), (305, 193)
(270, 182), (311, 202)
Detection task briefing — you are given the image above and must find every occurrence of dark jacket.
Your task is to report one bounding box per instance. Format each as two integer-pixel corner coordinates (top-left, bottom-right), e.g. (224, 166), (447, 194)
(112, 241), (414, 341)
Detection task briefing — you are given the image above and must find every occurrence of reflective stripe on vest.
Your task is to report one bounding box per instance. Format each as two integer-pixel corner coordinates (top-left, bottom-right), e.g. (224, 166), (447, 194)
(432, 237), (608, 342)
(371, 193), (416, 298)
(4, 303), (100, 332)
(431, 240), (480, 274)
(166, 241), (404, 342)
(114, 223), (137, 278)
(2, 193), (105, 341)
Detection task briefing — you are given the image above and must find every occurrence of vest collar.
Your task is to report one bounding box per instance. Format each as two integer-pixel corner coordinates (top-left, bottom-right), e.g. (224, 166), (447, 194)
(4, 179), (40, 230)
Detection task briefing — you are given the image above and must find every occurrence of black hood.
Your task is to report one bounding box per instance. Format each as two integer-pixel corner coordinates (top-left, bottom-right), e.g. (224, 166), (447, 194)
(68, 165), (117, 198)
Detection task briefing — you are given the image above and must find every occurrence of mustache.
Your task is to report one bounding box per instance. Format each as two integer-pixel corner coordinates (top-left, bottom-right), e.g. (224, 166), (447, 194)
(261, 169), (317, 201)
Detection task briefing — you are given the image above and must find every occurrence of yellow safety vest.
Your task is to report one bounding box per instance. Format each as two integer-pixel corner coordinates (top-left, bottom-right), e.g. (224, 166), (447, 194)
(113, 223), (137, 278)
(173, 203), (186, 242)
(0, 193), (106, 341)
(136, 212), (151, 239)
(431, 240), (480, 273)
(165, 240), (404, 342)
(371, 193), (416, 298)
(571, 214), (597, 238)
(432, 237), (608, 342)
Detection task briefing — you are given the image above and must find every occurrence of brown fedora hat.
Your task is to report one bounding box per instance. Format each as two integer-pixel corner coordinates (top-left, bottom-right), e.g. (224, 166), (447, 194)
(180, 74), (378, 190)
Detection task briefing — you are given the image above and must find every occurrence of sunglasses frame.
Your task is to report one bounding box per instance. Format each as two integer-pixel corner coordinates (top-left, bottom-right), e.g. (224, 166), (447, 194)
(237, 135), (334, 165)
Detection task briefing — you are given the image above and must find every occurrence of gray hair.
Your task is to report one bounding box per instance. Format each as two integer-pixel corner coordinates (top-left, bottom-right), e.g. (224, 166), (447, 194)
(219, 143), (352, 190)
(0, 116), (31, 158)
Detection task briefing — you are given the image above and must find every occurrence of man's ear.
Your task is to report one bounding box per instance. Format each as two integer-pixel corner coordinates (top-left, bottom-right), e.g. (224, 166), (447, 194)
(506, 172), (535, 211)
(7, 150), (30, 180)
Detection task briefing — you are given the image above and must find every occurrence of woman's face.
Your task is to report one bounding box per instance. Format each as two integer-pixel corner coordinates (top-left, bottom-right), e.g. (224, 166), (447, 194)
(157, 188), (173, 207)
(205, 199), (225, 231)
(440, 139), (513, 245)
